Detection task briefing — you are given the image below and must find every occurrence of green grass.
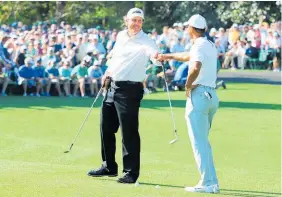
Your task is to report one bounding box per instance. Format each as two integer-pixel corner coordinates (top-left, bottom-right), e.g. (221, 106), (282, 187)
(0, 83), (280, 197)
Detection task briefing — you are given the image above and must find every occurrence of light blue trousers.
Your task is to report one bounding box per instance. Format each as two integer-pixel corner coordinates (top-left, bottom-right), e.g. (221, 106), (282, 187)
(185, 85), (219, 186)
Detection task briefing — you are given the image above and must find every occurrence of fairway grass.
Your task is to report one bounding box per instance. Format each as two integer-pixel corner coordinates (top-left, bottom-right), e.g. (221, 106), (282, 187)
(0, 83), (280, 197)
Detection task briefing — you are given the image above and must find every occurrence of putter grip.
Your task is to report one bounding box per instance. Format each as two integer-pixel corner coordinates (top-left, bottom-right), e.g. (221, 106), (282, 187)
(103, 76), (112, 90)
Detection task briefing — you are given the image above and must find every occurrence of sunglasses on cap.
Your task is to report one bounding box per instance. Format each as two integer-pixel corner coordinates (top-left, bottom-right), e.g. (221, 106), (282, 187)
(132, 10), (142, 14)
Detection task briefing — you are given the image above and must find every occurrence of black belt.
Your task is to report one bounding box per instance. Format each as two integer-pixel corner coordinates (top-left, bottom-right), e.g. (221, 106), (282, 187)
(112, 80), (142, 86)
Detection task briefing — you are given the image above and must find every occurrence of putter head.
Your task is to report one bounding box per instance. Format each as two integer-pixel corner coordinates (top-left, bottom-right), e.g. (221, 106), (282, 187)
(169, 130), (178, 144)
(169, 139), (178, 144)
(64, 144), (73, 153)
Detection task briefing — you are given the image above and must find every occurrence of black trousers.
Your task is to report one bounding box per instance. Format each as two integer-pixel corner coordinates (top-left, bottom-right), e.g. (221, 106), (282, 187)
(100, 81), (143, 177)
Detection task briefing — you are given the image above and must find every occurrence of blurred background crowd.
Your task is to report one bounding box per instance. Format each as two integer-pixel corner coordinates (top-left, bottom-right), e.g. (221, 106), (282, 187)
(0, 1), (281, 97)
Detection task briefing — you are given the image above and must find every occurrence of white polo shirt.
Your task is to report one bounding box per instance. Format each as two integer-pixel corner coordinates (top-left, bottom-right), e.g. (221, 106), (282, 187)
(189, 37), (217, 88)
(106, 30), (158, 82)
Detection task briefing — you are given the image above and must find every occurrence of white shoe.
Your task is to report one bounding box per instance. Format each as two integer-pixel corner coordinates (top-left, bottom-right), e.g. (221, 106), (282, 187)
(143, 88), (151, 95)
(23, 93), (27, 97)
(36, 93), (41, 97)
(184, 184), (220, 193)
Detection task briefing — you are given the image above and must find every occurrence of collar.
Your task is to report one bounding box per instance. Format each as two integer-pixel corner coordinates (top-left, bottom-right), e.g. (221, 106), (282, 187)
(194, 36), (206, 42)
(192, 36), (207, 45)
(126, 30), (144, 39)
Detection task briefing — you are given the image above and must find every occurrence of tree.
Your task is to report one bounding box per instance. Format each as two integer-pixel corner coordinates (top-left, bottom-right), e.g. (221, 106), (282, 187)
(0, 1), (280, 30)
(216, 1), (281, 27)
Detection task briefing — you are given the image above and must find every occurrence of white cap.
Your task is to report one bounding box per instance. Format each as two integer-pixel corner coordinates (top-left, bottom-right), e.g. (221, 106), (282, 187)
(48, 59), (55, 65)
(90, 34), (99, 40)
(21, 45), (27, 50)
(253, 24), (260, 30)
(62, 59), (70, 65)
(70, 31), (77, 36)
(42, 39), (49, 43)
(183, 21), (189, 27)
(93, 60), (100, 66)
(10, 34), (18, 39)
(178, 23), (183, 27)
(65, 32), (72, 37)
(127, 8), (144, 19)
(48, 47), (54, 52)
(219, 27), (225, 32)
(187, 14), (207, 29)
(83, 55), (92, 63)
(99, 54), (105, 59)
(8, 48), (13, 54)
(25, 57), (33, 64)
(210, 28), (217, 33)
(232, 23), (238, 28)
(34, 40), (40, 45)
(58, 34), (65, 39)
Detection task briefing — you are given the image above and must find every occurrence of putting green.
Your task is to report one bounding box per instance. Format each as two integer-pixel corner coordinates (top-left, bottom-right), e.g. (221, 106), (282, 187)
(0, 83), (280, 197)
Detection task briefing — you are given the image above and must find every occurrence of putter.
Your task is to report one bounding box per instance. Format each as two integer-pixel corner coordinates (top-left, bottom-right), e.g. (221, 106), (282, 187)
(64, 87), (104, 153)
(159, 61), (179, 144)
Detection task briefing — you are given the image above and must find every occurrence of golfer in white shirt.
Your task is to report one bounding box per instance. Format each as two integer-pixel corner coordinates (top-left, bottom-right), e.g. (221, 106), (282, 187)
(88, 8), (159, 184)
(157, 14), (220, 193)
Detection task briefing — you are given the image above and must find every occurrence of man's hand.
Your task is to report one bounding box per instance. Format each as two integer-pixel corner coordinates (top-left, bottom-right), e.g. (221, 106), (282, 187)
(156, 54), (170, 61)
(153, 52), (158, 59)
(185, 84), (199, 98)
(185, 87), (192, 98)
(102, 76), (111, 90)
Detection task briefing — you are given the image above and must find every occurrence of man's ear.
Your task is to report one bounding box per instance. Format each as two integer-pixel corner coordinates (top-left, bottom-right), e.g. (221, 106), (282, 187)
(124, 19), (128, 26)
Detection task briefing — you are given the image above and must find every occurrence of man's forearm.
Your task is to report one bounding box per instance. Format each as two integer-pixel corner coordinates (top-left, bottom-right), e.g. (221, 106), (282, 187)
(166, 52), (190, 62)
(185, 66), (200, 88)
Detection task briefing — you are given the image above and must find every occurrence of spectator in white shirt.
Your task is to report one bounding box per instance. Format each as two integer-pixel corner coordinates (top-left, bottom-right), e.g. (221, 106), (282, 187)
(158, 26), (170, 47)
(88, 34), (106, 55)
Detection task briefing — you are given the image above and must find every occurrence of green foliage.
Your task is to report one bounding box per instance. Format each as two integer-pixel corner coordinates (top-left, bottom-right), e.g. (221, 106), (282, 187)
(0, 1), (280, 30)
(216, 1), (281, 26)
(0, 2), (56, 25)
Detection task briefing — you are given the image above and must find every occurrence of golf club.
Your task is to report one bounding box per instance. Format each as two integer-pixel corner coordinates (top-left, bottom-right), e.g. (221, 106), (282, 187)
(64, 87), (104, 153)
(159, 61), (179, 144)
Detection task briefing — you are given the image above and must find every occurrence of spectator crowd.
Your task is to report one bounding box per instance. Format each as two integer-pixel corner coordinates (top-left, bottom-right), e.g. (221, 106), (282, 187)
(0, 20), (281, 96)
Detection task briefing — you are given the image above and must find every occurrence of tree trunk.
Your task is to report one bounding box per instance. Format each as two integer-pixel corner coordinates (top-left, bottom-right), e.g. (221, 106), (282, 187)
(55, 1), (66, 22)
(128, 1), (135, 9)
(143, 1), (146, 16)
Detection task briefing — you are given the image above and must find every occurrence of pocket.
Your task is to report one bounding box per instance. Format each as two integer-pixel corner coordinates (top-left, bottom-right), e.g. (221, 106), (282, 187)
(190, 90), (209, 113)
(134, 85), (144, 101)
(115, 84), (143, 101)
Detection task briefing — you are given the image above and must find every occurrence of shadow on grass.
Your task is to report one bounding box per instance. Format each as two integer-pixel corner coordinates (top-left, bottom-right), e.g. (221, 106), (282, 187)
(217, 77), (281, 85)
(140, 182), (281, 197)
(0, 97), (280, 111)
(141, 100), (281, 110)
(97, 178), (281, 197)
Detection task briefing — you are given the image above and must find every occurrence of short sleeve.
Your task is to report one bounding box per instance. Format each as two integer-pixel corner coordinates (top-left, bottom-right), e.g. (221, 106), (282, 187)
(189, 45), (204, 65)
(145, 38), (159, 57)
